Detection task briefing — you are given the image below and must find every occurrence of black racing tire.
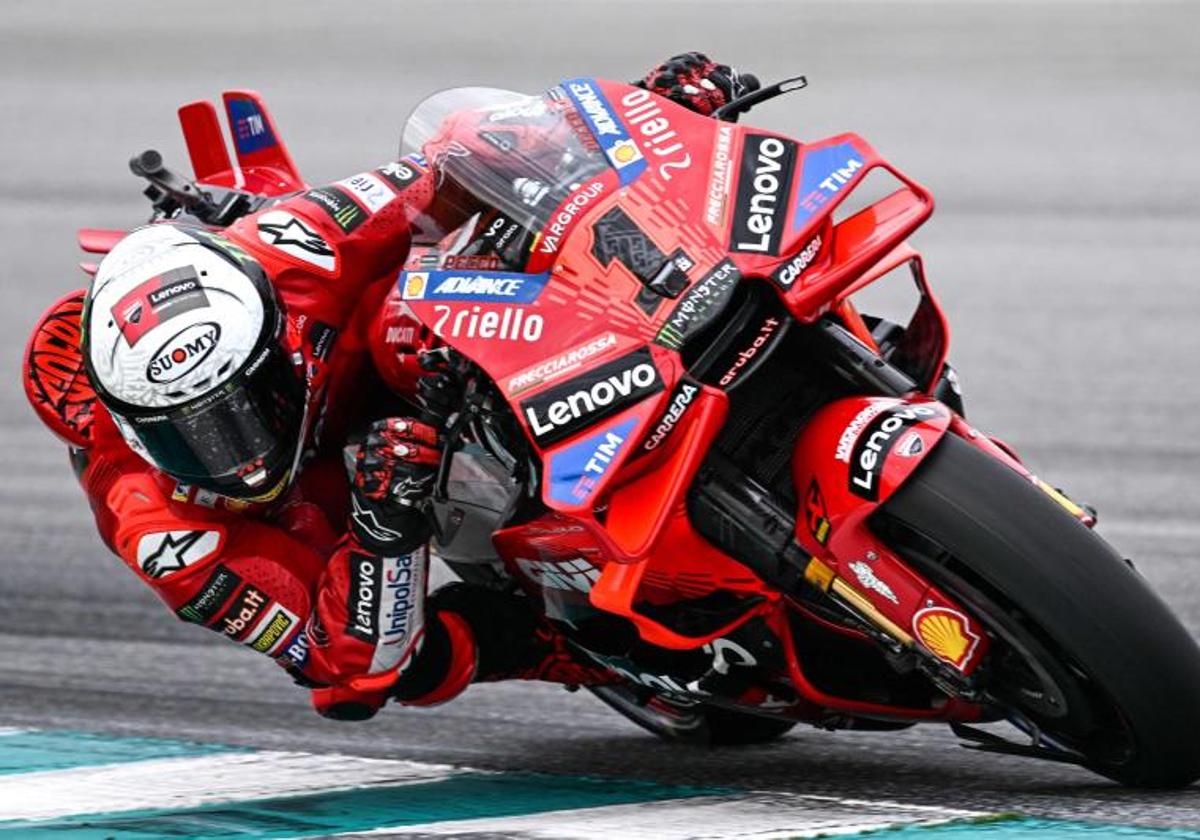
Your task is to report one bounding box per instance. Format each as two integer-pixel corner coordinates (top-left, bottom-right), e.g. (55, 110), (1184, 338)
(589, 685), (797, 746)
(881, 434), (1200, 788)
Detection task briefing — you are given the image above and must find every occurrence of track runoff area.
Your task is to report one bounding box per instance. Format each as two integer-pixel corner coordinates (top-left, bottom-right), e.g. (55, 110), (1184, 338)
(0, 729), (1196, 838)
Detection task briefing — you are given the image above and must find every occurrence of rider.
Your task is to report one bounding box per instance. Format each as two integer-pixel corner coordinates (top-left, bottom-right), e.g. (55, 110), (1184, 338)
(25, 55), (755, 720)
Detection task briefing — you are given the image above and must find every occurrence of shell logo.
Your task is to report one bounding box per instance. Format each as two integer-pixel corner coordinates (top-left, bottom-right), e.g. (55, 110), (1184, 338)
(913, 606), (980, 670)
(609, 138), (643, 168)
(402, 272), (428, 300)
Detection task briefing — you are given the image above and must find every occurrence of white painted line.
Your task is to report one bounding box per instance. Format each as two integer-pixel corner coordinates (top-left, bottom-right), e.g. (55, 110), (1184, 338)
(0, 750), (461, 822)
(0, 730), (26, 738)
(343, 791), (986, 839)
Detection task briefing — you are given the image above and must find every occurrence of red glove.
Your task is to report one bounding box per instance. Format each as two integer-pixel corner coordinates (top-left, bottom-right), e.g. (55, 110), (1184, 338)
(638, 52), (756, 116)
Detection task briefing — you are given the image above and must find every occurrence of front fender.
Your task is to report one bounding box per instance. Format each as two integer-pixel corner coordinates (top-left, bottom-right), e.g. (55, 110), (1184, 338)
(793, 396), (950, 556)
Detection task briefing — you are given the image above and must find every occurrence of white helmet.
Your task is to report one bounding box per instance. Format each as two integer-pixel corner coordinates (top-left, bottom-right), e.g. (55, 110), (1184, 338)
(84, 225), (305, 499)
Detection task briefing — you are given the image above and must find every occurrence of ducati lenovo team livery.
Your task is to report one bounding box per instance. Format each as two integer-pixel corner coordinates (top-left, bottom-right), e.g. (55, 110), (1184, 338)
(24, 53), (1200, 788)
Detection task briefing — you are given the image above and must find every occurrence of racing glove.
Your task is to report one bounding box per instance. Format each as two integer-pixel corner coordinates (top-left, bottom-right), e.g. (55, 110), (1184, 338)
(637, 52), (758, 116)
(349, 417), (440, 555)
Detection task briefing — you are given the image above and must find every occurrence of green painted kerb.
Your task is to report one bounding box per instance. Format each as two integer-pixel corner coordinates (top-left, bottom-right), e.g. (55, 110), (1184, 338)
(0, 730), (247, 776)
(0, 771), (726, 838)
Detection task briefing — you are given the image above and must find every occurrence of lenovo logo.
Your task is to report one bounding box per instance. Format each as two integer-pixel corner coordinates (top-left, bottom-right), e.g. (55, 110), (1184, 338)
(521, 348), (663, 446)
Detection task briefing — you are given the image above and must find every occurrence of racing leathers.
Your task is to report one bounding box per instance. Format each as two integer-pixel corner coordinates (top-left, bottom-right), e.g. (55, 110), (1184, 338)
(24, 58), (745, 720)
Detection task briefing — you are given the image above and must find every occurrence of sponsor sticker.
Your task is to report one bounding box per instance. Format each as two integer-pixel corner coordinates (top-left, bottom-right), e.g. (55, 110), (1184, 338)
(913, 606), (980, 670)
(335, 172), (395, 213)
(278, 628), (311, 669)
(847, 404), (943, 500)
(346, 552), (382, 643)
(111, 266), (209, 347)
(506, 332), (619, 396)
(655, 259), (740, 350)
(537, 180), (607, 255)
(803, 479), (831, 546)
(705, 124), (736, 232)
(376, 155), (427, 192)
(847, 560), (899, 605)
(302, 187), (365, 233)
(718, 316), (784, 387)
(176, 565), (242, 624)
(561, 77), (646, 185)
(521, 347), (663, 447)
(216, 585), (269, 640)
(247, 604), (298, 654)
(641, 378), (699, 452)
(257, 211), (336, 272)
(731, 134), (797, 255)
(515, 557), (599, 593)
(399, 270), (550, 304)
(431, 304), (544, 343)
(226, 98), (276, 155)
(369, 554), (426, 673)
(772, 234), (823, 290)
(548, 417), (638, 504)
(618, 87), (692, 182)
(793, 141), (866, 229)
(144, 321), (221, 384)
(136, 530), (220, 579)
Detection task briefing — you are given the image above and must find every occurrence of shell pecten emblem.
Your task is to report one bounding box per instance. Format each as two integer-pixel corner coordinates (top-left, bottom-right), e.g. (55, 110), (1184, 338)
(913, 606), (980, 670)
(609, 138), (643, 168)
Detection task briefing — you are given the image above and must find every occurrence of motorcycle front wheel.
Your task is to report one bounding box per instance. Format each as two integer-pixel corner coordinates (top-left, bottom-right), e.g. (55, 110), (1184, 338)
(879, 433), (1200, 788)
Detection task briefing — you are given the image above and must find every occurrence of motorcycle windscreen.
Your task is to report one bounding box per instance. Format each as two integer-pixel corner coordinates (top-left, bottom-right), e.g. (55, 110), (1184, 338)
(398, 86), (609, 251)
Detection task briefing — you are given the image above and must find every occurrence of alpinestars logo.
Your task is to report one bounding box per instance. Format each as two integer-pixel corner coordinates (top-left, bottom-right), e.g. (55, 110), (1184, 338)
(350, 494), (405, 547)
(521, 347), (663, 447)
(136, 530), (220, 578)
(257, 211), (336, 272)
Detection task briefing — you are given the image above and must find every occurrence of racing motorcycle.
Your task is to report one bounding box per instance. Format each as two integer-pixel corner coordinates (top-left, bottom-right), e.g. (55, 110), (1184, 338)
(74, 78), (1200, 788)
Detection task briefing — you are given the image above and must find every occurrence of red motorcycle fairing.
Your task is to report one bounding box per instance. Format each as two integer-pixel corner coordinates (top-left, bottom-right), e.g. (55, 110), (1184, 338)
(792, 396), (989, 675)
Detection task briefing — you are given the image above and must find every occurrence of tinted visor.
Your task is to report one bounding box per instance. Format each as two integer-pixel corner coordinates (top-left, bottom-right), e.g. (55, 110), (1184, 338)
(130, 343), (305, 499)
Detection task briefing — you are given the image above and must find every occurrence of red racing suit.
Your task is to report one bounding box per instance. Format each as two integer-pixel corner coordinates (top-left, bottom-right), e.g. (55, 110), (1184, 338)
(25, 59), (739, 718)
(27, 149), (604, 719)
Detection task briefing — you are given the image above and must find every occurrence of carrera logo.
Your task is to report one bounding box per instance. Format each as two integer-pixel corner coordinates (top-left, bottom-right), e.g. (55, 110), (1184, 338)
(145, 322), (221, 383)
(521, 348), (663, 447)
(731, 135), (797, 255)
(642, 379), (699, 452)
(848, 404), (941, 500)
(773, 234), (823, 290)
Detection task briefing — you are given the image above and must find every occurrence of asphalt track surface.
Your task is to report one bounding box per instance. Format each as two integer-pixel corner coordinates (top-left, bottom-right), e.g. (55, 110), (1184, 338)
(2, 0), (1199, 832)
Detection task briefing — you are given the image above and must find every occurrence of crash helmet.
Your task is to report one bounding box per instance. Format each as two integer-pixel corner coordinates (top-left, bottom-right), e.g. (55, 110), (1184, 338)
(83, 224), (305, 501)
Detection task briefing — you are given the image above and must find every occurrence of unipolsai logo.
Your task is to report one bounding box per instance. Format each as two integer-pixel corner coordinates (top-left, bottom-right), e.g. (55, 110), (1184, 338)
(145, 322), (221, 384)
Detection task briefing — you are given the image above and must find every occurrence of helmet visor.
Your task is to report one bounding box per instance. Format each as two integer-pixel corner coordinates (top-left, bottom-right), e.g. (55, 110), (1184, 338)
(128, 343), (305, 499)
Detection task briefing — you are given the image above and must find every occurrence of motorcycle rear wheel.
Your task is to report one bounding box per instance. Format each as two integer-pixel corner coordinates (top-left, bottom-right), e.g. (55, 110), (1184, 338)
(880, 434), (1200, 788)
(589, 685), (797, 746)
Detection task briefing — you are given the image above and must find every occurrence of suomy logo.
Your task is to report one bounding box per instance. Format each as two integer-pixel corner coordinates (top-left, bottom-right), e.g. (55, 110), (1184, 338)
(521, 348), (663, 446)
(731, 135), (797, 255)
(145, 322), (221, 384)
